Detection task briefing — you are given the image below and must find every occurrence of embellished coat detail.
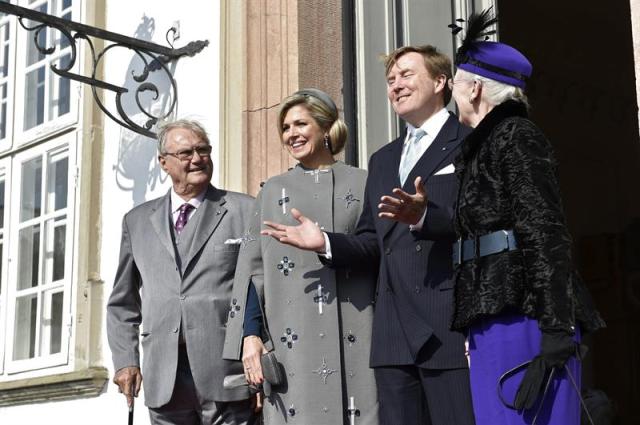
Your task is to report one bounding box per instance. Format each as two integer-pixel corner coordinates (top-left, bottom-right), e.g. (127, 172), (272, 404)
(452, 100), (605, 334)
(223, 162), (378, 425)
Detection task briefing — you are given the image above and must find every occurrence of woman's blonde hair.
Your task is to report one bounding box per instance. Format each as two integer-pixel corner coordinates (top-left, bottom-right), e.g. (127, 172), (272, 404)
(277, 89), (348, 155)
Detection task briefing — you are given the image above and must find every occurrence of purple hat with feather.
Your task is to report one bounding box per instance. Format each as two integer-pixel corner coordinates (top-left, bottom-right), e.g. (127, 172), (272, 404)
(452, 8), (532, 88)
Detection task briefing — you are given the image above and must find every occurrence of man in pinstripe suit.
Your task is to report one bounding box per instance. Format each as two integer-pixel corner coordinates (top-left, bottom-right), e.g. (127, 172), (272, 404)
(262, 46), (475, 425)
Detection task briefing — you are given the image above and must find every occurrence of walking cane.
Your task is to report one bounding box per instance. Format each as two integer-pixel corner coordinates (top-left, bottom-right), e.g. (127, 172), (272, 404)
(128, 399), (134, 425)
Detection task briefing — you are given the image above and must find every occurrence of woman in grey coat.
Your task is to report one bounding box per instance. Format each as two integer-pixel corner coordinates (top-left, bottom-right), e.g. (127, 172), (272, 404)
(223, 89), (379, 424)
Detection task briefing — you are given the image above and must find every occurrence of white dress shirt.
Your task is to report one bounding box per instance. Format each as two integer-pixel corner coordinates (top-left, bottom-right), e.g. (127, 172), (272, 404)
(170, 188), (206, 228)
(401, 107), (450, 168)
(403, 108), (450, 232)
(322, 109), (451, 257)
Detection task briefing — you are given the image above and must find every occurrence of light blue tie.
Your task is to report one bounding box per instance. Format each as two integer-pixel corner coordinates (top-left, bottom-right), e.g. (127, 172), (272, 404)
(399, 128), (426, 186)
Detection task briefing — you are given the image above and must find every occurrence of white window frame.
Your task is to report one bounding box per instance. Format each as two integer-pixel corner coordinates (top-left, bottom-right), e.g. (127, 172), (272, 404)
(0, 6), (17, 154)
(4, 134), (76, 374)
(13, 0), (79, 146)
(0, 158), (11, 374)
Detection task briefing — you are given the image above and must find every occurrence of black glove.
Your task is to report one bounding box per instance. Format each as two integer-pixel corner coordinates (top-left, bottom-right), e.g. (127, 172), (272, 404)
(513, 330), (577, 410)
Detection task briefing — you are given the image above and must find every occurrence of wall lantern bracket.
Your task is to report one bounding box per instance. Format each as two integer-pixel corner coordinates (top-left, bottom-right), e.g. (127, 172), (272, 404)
(0, 2), (208, 138)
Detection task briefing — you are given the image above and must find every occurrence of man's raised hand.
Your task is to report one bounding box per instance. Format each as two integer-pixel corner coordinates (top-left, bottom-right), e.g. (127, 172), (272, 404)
(378, 176), (428, 225)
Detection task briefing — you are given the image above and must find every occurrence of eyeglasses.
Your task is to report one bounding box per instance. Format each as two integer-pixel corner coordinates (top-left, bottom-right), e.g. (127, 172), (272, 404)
(162, 145), (212, 161)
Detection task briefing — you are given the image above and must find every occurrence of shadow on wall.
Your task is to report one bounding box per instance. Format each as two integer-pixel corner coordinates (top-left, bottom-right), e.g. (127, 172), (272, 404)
(112, 14), (178, 207)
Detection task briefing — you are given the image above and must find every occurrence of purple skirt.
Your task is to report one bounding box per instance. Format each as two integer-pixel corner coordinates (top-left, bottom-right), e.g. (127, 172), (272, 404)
(469, 314), (581, 425)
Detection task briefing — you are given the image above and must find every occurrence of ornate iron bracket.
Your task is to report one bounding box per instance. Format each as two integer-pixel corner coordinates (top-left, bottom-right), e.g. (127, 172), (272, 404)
(0, 2), (208, 138)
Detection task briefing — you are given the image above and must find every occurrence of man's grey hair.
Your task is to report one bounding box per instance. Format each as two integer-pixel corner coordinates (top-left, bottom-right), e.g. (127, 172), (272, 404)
(157, 119), (210, 155)
(457, 69), (529, 108)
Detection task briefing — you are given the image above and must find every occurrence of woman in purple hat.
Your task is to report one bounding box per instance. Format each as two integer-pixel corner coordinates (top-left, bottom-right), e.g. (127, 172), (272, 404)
(449, 9), (605, 425)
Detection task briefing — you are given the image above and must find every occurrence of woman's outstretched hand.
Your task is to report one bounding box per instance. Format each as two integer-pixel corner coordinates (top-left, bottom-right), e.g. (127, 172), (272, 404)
(261, 208), (327, 252)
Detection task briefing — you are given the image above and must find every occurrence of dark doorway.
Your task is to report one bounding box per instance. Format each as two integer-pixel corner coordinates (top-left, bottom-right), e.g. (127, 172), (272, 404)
(499, 1), (640, 424)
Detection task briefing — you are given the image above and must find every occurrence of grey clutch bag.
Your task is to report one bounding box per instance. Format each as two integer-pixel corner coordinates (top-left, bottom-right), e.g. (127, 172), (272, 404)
(260, 351), (284, 385)
(222, 352), (284, 397)
(222, 374), (260, 397)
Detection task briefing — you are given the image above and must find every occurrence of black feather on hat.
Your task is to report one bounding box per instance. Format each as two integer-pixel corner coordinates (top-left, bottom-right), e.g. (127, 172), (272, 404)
(455, 7), (498, 64)
(450, 7), (532, 89)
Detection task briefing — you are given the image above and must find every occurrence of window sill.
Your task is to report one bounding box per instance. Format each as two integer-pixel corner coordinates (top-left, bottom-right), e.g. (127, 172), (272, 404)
(0, 367), (108, 407)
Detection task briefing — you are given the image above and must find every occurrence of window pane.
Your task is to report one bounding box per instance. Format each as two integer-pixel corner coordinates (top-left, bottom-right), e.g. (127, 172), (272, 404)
(63, 0), (72, 10)
(20, 156), (42, 220)
(52, 222), (65, 281)
(0, 174), (3, 293)
(1, 43), (8, 79)
(25, 4), (47, 66)
(17, 224), (40, 290)
(13, 294), (37, 360)
(58, 29), (70, 50)
(0, 241), (2, 354)
(46, 151), (67, 212)
(58, 55), (70, 115)
(50, 54), (70, 118)
(41, 290), (63, 355)
(0, 240), (3, 293)
(0, 83), (6, 139)
(0, 175), (4, 226)
(24, 66), (45, 130)
(0, 23), (9, 78)
(25, 28), (45, 67)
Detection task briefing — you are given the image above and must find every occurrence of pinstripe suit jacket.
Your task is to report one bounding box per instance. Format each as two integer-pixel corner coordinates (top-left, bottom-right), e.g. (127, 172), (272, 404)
(328, 113), (471, 369)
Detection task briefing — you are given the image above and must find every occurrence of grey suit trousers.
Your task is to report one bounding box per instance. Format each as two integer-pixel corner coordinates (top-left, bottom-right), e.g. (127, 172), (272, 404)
(148, 345), (257, 425)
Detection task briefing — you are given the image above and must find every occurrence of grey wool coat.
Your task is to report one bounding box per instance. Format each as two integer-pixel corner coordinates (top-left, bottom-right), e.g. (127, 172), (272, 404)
(223, 162), (379, 425)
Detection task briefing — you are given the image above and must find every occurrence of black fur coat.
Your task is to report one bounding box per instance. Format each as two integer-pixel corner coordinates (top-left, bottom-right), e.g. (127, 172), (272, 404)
(452, 100), (605, 334)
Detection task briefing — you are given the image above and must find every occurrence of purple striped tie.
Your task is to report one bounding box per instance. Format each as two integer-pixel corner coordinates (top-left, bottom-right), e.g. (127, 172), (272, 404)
(175, 203), (195, 235)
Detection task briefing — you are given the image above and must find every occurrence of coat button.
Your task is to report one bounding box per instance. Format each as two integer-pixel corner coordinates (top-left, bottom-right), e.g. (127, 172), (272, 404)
(173, 327), (179, 333)
(415, 244), (422, 252)
(230, 311), (235, 318)
(385, 248), (392, 255)
(232, 299), (237, 305)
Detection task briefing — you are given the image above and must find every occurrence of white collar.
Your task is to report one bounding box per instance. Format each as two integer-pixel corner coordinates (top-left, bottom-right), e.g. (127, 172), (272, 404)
(170, 187), (207, 214)
(405, 108), (450, 142)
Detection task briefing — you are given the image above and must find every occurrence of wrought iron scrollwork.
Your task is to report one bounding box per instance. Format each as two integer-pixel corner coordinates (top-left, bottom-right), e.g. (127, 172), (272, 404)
(0, 2), (208, 138)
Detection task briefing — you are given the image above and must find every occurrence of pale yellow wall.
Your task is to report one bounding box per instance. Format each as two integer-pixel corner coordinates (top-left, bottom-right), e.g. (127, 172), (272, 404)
(219, 0), (344, 196)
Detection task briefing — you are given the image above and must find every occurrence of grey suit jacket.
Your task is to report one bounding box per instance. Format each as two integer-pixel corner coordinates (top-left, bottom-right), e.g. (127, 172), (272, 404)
(107, 185), (254, 407)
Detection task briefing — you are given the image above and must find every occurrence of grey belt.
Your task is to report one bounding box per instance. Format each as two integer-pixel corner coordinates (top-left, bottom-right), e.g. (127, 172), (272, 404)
(453, 229), (518, 266)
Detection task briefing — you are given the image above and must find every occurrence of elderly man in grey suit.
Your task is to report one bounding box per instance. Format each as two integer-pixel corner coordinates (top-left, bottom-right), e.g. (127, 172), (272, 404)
(107, 119), (257, 425)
